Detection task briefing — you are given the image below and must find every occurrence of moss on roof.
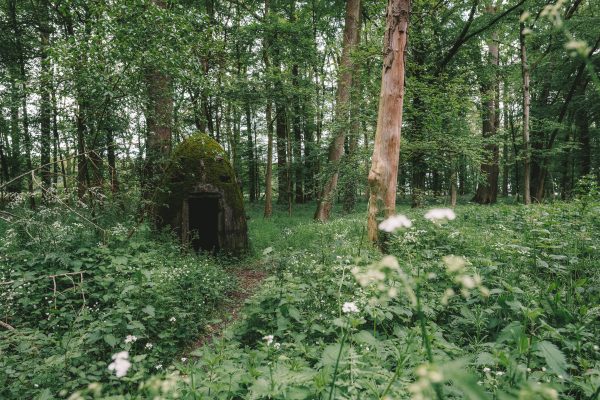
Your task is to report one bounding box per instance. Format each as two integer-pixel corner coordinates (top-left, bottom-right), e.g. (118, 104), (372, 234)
(157, 132), (245, 227)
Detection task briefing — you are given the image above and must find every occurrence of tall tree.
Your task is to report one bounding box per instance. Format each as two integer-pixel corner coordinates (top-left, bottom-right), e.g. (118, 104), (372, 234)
(367, 0), (410, 244)
(520, 20), (531, 205)
(143, 0), (173, 204)
(473, 7), (500, 204)
(263, 0), (274, 218)
(314, 0), (361, 222)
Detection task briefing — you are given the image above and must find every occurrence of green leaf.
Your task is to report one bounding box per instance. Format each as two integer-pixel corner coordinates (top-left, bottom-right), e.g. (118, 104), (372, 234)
(103, 334), (117, 347)
(141, 305), (155, 317)
(354, 330), (380, 348)
(288, 306), (301, 322)
(321, 343), (343, 367)
(535, 340), (567, 376)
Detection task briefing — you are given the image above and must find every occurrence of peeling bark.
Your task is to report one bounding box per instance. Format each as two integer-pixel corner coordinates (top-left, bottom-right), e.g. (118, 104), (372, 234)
(367, 0), (410, 244)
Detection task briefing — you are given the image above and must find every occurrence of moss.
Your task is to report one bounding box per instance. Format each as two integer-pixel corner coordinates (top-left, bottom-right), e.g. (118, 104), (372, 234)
(157, 133), (247, 252)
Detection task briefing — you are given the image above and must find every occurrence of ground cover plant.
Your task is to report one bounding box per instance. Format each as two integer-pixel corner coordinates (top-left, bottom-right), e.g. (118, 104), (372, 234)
(48, 195), (599, 400)
(0, 194), (235, 398)
(1, 0), (600, 399)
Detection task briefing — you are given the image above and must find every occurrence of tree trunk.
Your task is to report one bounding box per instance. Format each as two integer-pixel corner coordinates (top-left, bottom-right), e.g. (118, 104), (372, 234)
(450, 170), (458, 207)
(577, 106), (590, 176)
(520, 22), (531, 205)
(314, 0), (361, 221)
(106, 127), (119, 193)
(39, 1), (52, 200)
(367, 0), (410, 244)
(263, 0), (273, 218)
(246, 102), (256, 202)
(275, 101), (288, 204)
(473, 17), (499, 205)
(8, 0), (35, 208)
(292, 63), (304, 204)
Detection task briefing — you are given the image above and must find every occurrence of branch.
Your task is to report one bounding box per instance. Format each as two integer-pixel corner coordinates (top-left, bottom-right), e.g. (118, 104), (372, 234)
(438, 0), (527, 72)
(438, 0), (480, 72)
(0, 321), (15, 330)
(0, 144), (114, 192)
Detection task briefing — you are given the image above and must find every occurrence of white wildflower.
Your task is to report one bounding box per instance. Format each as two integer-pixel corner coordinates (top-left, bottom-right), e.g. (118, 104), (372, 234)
(483, 367), (491, 373)
(263, 335), (274, 346)
(378, 214), (412, 232)
(342, 301), (359, 314)
(181, 357), (187, 362)
(124, 335), (137, 344)
(273, 343), (281, 350)
(108, 351), (131, 378)
(145, 342), (153, 349)
(169, 316), (176, 323)
(594, 345), (599, 351)
(442, 255), (466, 272)
(424, 208), (456, 222)
(495, 371), (505, 376)
(542, 367), (547, 372)
(155, 364), (163, 370)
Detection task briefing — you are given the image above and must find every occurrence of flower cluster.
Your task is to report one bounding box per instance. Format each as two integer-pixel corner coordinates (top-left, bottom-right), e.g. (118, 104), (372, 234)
(124, 335), (138, 344)
(108, 351), (131, 378)
(378, 214), (412, 232)
(441, 255), (489, 302)
(424, 208), (456, 223)
(342, 302), (359, 314)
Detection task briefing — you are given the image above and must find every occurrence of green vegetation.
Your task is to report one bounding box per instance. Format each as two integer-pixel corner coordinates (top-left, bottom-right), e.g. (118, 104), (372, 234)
(1, 0), (599, 399)
(3, 195), (598, 399)
(0, 201), (234, 398)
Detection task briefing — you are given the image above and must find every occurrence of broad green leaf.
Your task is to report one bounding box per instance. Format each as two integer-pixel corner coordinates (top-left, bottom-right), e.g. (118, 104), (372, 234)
(535, 340), (567, 376)
(141, 305), (155, 317)
(103, 334), (117, 347)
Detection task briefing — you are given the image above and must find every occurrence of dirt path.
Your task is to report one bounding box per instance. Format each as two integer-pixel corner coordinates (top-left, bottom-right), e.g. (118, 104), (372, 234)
(192, 265), (268, 349)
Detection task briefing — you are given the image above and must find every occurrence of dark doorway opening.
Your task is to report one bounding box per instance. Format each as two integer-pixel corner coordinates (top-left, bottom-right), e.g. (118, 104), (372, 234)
(188, 195), (220, 253)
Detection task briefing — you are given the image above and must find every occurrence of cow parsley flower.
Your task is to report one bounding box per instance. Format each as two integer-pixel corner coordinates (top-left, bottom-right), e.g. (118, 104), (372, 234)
(169, 316), (176, 323)
(424, 208), (456, 222)
(124, 335), (137, 344)
(263, 335), (274, 346)
(108, 351), (131, 378)
(145, 342), (153, 349)
(342, 302), (359, 314)
(378, 214), (412, 232)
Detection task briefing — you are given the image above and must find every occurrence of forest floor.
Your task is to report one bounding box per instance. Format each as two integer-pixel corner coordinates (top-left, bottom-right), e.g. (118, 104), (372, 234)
(2, 198), (600, 399)
(192, 265), (268, 349)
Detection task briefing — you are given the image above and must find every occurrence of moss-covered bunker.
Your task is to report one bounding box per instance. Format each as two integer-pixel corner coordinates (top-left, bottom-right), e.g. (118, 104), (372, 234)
(157, 133), (248, 254)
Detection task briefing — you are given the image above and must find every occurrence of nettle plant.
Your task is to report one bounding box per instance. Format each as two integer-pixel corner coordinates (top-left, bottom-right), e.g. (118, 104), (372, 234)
(350, 209), (561, 400)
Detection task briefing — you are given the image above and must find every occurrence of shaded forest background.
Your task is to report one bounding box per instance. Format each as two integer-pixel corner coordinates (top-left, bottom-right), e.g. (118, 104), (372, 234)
(0, 0), (599, 216)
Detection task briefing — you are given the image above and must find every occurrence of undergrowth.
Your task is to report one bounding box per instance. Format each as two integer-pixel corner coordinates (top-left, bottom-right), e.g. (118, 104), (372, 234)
(2, 194), (600, 399)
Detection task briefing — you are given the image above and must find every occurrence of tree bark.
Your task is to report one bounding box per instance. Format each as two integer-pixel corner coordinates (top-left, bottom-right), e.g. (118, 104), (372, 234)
(263, 0), (274, 218)
(275, 101), (288, 204)
(39, 0), (52, 200)
(473, 13), (499, 205)
(246, 102), (256, 202)
(314, 0), (361, 221)
(520, 22), (531, 204)
(367, 0), (410, 244)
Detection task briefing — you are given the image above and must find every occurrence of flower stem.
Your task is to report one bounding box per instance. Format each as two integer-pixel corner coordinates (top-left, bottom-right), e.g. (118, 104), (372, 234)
(416, 283), (443, 400)
(328, 329), (349, 400)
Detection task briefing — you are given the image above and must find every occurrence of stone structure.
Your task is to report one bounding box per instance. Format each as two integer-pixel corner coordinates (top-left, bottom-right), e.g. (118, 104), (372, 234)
(158, 133), (248, 254)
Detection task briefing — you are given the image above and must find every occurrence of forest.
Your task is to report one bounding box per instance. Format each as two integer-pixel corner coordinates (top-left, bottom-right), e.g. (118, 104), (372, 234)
(0, 0), (599, 399)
